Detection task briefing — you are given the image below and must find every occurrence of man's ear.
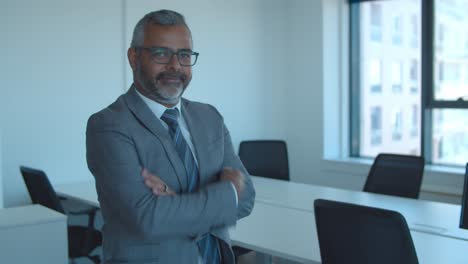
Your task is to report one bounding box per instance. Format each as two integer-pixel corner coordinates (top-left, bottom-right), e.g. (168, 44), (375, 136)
(127, 47), (138, 72)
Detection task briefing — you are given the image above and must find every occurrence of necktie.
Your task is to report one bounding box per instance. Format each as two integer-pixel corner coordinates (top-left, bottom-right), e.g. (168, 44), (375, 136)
(161, 108), (220, 264)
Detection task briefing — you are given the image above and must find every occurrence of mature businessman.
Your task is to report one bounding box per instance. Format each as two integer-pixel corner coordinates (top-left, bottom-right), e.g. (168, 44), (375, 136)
(86, 10), (255, 264)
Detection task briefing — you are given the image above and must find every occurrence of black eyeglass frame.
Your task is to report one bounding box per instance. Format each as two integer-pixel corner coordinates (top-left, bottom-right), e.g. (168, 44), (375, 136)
(136, 46), (200, 66)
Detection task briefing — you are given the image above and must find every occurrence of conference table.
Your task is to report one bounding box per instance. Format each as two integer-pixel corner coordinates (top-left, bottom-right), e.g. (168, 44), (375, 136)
(252, 176), (468, 241)
(55, 176), (468, 264)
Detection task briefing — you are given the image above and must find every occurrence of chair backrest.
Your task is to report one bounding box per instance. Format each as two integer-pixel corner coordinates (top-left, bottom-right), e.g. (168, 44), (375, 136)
(363, 153), (425, 199)
(314, 199), (419, 264)
(460, 163), (468, 229)
(238, 140), (289, 181)
(20, 166), (65, 214)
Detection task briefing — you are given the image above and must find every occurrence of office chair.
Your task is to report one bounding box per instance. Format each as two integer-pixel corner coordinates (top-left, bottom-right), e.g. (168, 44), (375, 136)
(460, 163), (468, 229)
(20, 166), (102, 264)
(314, 199), (419, 264)
(363, 153), (425, 199)
(234, 140), (289, 261)
(238, 140), (289, 181)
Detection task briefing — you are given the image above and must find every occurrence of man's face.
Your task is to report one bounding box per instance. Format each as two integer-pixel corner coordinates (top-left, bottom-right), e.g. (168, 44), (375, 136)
(129, 24), (193, 107)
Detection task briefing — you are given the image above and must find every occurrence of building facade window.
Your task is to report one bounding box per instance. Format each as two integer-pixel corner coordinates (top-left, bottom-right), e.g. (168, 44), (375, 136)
(410, 59), (419, 93)
(391, 108), (403, 141)
(391, 61), (403, 93)
(350, 0), (468, 166)
(392, 15), (403, 45)
(411, 104), (419, 137)
(370, 3), (383, 42)
(370, 59), (382, 92)
(411, 14), (419, 48)
(370, 106), (382, 146)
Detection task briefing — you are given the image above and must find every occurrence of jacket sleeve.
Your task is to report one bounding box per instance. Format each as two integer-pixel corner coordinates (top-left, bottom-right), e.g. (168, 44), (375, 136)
(206, 105), (255, 220)
(86, 113), (238, 241)
(221, 123), (255, 220)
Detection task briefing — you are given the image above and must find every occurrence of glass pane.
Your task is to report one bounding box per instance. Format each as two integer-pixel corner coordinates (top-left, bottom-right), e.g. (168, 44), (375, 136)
(358, 0), (422, 157)
(434, 0), (468, 100)
(432, 109), (468, 166)
(370, 59), (382, 92)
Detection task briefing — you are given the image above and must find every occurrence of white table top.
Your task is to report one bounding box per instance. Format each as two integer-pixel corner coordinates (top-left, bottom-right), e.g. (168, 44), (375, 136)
(251, 176), (468, 240)
(55, 177), (468, 263)
(0, 204), (66, 228)
(231, 202), (468, 264)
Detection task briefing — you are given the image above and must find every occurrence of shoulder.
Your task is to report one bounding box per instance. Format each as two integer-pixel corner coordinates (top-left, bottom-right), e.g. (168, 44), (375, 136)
(87, 94), (131, 131)
(182, 98), (223, 119)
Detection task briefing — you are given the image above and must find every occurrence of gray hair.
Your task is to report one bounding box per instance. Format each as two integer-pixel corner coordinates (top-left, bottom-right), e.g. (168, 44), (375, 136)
(130, 10), (190, 48)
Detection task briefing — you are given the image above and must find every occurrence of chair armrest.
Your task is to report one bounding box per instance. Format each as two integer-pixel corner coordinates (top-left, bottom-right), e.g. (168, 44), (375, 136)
(59, 197), (99, 216)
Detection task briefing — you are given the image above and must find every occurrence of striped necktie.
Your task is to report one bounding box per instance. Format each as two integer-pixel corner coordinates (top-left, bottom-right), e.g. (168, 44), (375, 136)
(161, 108), (221, 264)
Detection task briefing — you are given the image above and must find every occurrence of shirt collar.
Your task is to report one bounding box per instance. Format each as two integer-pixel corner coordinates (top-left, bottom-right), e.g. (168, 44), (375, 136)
(135, 87), (182, 119)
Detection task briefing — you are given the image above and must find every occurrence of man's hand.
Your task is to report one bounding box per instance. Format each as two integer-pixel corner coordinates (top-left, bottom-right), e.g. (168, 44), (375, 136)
(219, 167), (245, 196)
(141, 168), (175, 196)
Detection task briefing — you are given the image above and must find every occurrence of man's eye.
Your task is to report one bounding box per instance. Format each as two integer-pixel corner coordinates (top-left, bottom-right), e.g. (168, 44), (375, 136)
(179, 52), (191, 59)
(153, 50), (169, 58)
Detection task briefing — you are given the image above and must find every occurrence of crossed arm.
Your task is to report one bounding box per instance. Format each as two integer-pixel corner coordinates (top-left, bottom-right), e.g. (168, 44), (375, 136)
(142, 167), (245, 198)
(87, 115), (255, 241)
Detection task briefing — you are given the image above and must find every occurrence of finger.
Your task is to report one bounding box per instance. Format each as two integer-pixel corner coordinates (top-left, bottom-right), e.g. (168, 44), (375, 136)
(149, 177), (166, 191)
(142, 168), (162, 179)
(141, 168), (150, 179)
(142, 169), (163, 185)
(144, 177), (166, 193)
(153, 188), (174, 196)
(223, 167), (234, 173)
(165, 187), (176, 195)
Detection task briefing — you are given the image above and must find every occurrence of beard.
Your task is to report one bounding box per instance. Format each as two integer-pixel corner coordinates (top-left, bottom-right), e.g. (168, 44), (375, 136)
(136, 66), (191, 106)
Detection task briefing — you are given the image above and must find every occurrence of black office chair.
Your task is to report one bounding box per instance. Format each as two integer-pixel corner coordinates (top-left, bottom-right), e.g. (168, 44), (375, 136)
(238, 140), (289, 181)
(20, 166), (102, 264)
(363, 153), (425, 199)
(314, 199), (419, 264)
(460, 163), (468, 229)
(234, 140), (289, 261)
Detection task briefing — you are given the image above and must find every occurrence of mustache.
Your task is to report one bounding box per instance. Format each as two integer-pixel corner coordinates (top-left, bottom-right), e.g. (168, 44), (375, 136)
(156, 72), (186, 81)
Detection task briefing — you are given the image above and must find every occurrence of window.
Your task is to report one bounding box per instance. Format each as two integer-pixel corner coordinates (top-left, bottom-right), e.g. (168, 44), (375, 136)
(465, 32), (468, 50)
(370, 106), (382, 145)
(411, 14), (419, 48)
(391, 108), (403, 141)
(370, 3), (382, 41)
(432, 109), (468, 165)
(411, 104), (418, 137)
(370, 59), (382, 92)
(465, 64), (468, 84)
(437, 23), (446, 51)
(410, 59), (419, 93)
(391, 61), (403, 93)
(350, 0), (468, 166)
(392, 15), (403, 45)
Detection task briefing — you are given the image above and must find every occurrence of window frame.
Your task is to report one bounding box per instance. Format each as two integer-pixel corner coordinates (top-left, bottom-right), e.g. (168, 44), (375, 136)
(349, 0), (468, 165)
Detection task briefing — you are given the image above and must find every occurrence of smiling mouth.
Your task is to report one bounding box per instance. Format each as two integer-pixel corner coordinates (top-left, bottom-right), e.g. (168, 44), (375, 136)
(157, 73), (185, 83)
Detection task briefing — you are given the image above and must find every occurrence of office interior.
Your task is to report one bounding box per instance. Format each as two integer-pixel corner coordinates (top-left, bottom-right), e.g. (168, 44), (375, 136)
(1, 0), (466, 263)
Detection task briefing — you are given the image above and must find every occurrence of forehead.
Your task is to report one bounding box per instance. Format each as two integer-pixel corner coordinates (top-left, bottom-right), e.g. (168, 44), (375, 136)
(143, 24), (192, 50)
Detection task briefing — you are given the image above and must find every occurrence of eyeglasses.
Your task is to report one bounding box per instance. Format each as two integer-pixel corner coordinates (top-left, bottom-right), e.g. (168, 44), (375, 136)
(137, 46), (199, 66)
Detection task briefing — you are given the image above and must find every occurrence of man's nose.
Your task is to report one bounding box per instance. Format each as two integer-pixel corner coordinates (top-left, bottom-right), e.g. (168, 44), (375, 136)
(165, 54), (181, 71)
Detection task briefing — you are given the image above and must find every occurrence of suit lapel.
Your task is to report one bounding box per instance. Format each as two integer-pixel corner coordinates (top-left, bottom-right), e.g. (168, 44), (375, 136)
(123, 86), (188, 190)
(181, 99), (210, 186)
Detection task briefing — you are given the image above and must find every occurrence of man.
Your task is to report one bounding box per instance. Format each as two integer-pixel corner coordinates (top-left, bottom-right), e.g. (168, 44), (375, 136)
(86, 10), (255, 264)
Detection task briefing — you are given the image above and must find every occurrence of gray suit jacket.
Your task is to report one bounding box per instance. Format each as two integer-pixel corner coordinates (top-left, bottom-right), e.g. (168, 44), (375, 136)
(86, 86), (255, 264)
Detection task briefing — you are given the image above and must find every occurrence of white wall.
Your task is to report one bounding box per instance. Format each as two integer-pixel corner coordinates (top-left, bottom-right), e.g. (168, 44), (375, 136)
(1, 0), (463, 207)
(1, 0), (127, 206)
(123, 0), (289, 145)
(283, 0), (324, 185)
(0, 128), (3, 208)
(0, 0), (289, 207)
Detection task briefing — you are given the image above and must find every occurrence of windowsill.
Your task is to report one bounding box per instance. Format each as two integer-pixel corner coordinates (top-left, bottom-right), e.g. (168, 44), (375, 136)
(321, 157), (465, 197)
